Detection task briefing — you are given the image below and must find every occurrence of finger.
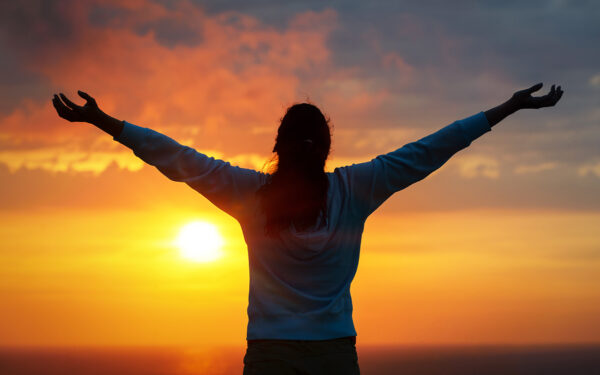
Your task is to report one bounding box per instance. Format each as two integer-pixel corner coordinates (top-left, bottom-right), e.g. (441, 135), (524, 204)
(547, 84), (557, 101)
(555, 86), (562, 101)
(53, 94), (70, 113)
(555, 87), (564, 103)
(541, 84), (558, 103)
(52, 95), (76, 121)
(78, 90), (97, 105)
(59, 93), (82, 111)
(545, 85), (563, 106)
(525, 82), (543, 94)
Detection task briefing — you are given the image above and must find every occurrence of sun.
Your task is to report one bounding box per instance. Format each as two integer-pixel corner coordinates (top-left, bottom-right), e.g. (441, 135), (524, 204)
(175, 221), (224, 262)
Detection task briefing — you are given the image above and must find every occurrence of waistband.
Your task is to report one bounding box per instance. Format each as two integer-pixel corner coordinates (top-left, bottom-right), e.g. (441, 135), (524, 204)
(247, 336), (356, 345)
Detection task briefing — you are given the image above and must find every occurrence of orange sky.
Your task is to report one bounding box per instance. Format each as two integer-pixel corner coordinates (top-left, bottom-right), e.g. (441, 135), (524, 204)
(1, 0), (599, 347)
(2, 205), (600, 346)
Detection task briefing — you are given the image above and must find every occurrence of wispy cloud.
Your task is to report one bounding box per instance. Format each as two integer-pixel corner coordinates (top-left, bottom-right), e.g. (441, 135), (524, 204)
(454, 154), (500, 179)
(589, 73), (600, 88)
(578, 161), (600, 178)
(514, 162), (557, 175)
(0, 148), (143, 174)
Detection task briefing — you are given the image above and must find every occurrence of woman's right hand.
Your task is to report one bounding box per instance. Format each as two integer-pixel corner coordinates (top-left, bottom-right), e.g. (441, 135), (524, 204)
(52, 90), (102, 123)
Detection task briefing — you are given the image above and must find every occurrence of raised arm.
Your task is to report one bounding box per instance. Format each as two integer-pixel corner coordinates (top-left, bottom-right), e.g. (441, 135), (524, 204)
(340, 82), (564, 219)
(52, 91), (266, 219)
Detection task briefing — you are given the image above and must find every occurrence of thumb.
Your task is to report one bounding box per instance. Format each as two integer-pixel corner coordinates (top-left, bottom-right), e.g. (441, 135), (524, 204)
(524, 82), (543, 94)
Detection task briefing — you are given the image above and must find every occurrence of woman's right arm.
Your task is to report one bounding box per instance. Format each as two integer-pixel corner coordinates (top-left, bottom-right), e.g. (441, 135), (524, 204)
(52, 91), (266, 218)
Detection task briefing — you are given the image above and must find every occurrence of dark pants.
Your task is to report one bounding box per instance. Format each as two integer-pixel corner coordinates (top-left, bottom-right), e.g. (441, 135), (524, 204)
(243, 336), (360, 375)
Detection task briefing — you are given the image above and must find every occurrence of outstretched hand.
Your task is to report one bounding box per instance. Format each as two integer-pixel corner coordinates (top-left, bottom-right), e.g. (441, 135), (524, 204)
(52, 91), (102, 123)
(510, 83), (563, 110)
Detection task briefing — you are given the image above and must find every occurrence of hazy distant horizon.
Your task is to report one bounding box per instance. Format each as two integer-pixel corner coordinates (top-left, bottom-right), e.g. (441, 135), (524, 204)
(2, 344), (600, 375)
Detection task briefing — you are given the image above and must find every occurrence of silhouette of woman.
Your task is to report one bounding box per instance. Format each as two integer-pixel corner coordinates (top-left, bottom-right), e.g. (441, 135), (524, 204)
(53, 83), (562, 374)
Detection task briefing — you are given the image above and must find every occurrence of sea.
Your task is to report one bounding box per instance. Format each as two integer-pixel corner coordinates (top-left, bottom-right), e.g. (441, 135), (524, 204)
(1, 345), (599, 374)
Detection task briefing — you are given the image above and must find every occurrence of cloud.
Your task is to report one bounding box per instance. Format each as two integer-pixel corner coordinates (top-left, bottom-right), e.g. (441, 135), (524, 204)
(0, 1), (344, 174)
(0, 147), (143, 174)
(1, 0), (599, 220)
(382, 52), (414, 76)
(0, 139), (272, 175)
(454, 154), (500, 179)
(578, 161), (600, 178)
(226, 152), (270, 172)
(514, 162), (557, 175)
(589, 73), (600, 88)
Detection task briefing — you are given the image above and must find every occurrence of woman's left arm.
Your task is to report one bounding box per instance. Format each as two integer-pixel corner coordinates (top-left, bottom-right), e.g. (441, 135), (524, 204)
(341, 82), (564, 219)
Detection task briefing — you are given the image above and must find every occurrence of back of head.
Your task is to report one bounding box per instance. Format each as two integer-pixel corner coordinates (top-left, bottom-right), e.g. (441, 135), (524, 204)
(257, 103), (332, 237)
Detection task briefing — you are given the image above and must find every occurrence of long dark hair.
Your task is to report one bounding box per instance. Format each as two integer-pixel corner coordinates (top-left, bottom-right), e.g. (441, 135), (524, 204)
(257, 103), (332, 237)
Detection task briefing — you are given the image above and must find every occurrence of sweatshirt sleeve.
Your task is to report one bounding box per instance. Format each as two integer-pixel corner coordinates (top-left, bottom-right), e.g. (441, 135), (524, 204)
(114, 121), (267, 219)
(339, 112), (491, 219)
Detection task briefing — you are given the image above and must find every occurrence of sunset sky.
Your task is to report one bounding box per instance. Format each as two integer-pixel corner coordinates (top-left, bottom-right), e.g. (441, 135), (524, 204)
(1, 0), (599, 348)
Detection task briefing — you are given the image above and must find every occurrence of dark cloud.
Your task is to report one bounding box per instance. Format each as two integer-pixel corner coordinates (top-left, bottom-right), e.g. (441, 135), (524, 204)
(0, 1), (83, 115)
(0, 43), (52, 115)
(183, 0), (333, 29)
(0, 0), (84, 57)
(89, 2), (204, 47)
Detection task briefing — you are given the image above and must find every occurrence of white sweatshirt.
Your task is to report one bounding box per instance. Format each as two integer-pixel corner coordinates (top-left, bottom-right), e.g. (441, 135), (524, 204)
(114, 111), (491, 340)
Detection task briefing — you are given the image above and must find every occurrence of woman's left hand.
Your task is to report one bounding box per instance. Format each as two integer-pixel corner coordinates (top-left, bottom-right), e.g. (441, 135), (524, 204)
(510, 83), (564, 110)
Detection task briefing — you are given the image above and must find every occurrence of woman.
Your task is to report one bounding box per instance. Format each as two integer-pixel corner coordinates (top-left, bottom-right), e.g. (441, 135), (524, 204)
(52, 83), (563, 374)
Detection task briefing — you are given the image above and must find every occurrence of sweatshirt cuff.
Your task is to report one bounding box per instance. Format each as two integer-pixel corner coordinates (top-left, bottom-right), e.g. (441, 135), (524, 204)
(113, 121), (147, 149)
(461, 111), (492, 143)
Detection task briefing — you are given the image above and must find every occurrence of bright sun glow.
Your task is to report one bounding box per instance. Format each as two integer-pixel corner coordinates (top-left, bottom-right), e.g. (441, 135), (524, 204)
(175, 221), (224, 262)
